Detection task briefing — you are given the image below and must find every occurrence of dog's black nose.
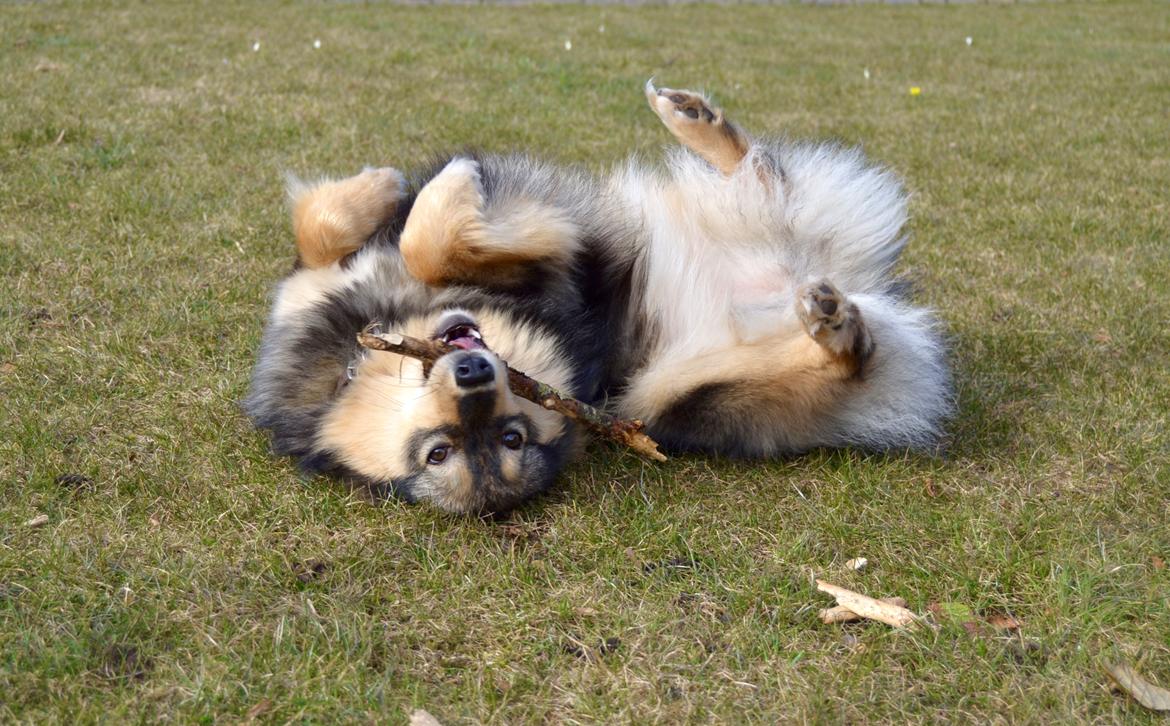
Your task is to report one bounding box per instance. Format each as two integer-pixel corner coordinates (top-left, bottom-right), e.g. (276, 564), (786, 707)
(454, 353), (494, 388)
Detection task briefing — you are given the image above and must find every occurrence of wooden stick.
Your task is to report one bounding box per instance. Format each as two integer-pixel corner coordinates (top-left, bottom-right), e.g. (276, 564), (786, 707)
(1105, 663), (1170, 711)
(819, 597), (908, 624)
(816, 580), (918, 628)
(357, 332), (667, 462)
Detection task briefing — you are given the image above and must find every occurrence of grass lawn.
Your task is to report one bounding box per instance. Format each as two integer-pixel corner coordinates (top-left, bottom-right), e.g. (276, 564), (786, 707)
(3, 1), (1169, 722)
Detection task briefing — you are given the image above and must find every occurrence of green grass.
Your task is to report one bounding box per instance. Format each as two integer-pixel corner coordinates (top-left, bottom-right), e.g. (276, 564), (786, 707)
(2, 1), (1168, 722)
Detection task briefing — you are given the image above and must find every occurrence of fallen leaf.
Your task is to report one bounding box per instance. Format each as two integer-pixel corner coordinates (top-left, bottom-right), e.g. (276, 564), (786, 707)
(985, 612), (1022, 631)
(0, 362), (15, 375)
(1105, 662), (1170, 711)
(929, 601), (975, 622)
(244, 698), (272, 721)
(1153, 555), (1165, 571)
(928, 601), (988, 635)
(25, 514), (49, 528)
(929, 602), (1022, 633)
(410, 709), (444, 726)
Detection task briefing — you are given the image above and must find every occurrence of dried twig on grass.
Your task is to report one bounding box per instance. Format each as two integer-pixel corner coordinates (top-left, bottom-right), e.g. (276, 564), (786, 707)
(816, 580), (919, 628)
(820, 597), (908, 624)
(357, 332), (667, 462)
(1105, 662), (1170, 712)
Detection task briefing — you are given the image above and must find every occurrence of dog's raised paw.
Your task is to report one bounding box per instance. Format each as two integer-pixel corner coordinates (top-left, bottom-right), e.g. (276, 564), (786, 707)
(645, 80), (750, 176)
(797, 280), (847, 334)
(646, 81), (720, 127)
(796, 279), (873, 364)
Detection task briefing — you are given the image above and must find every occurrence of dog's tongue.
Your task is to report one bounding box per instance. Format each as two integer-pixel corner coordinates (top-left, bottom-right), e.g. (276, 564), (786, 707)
(448, 335), (486, 351)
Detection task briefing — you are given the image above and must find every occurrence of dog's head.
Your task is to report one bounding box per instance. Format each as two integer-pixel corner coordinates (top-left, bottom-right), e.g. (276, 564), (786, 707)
(320, 310), (574, 514)
(248, 271), (579, 515)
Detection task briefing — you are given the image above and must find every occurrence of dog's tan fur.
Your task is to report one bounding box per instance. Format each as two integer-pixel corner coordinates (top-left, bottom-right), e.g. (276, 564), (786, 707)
(290, 167), (405, 269)
(398, 159), (581, 287)
(645, 83), (751, 176)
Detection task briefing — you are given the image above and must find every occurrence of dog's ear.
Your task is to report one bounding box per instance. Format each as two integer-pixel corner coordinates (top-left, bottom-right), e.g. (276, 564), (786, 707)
(287, 167), (405, 269)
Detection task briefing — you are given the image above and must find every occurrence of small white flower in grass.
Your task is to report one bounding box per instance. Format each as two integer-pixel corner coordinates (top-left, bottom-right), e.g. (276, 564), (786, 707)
(252, 41), (260, 52)
(564, 39), (572, 51)
(863, 67), (870, 80)
(598, 24), (605, 33)
(965, 36), (973, 46)
(313, 39), (322, 49)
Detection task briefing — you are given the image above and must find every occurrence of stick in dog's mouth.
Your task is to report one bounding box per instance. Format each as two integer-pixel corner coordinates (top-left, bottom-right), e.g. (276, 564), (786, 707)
(356, 329), (668, 462)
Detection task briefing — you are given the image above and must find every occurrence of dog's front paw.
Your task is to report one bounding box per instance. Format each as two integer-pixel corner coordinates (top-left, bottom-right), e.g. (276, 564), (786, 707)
(796, 280), (874, 363)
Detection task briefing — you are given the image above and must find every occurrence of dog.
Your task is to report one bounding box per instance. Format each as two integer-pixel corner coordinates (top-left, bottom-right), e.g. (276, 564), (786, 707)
(245, 81), (952, 515)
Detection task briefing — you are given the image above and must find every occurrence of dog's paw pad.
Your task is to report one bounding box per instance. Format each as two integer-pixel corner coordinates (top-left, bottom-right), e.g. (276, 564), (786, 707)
(796, 280), (874, 365)
(797, 279), (848, 334)
(646, 81), (721, 127)
(664, 92), (716, 122)
(646, 82), (719, 126)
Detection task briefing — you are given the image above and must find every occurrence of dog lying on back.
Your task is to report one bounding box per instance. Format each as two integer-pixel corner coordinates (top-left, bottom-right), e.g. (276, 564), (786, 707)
(246, 82), (952, 514)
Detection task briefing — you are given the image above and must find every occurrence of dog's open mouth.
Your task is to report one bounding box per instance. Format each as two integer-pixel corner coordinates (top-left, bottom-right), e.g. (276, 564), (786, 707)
(433, 312), (487, 351)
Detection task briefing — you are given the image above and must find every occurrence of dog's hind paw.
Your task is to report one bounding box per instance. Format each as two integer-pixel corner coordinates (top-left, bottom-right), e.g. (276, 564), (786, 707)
(796, 279), (874, 365)
(646, 82), (718, 124)
(645, 80), (749, 175)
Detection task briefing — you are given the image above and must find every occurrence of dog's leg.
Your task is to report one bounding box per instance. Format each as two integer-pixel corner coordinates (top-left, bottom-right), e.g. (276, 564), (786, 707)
(645, 80), (751, 176)
(795, 279), (875, 377)
(620, 333), (859, 456)
(290, 167), (406, 269)
(399, 158), (580, 286)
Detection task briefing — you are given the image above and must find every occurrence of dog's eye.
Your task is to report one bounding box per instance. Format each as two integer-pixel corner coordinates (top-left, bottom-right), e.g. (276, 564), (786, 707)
(501, 431), (523, 450)
(426, 445), (451, 465)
